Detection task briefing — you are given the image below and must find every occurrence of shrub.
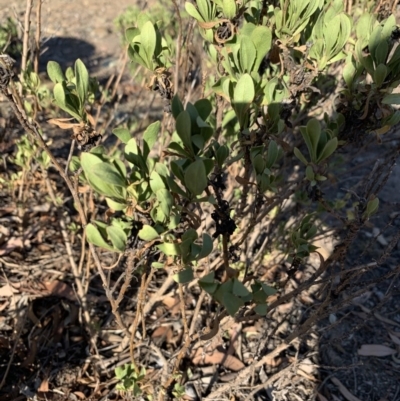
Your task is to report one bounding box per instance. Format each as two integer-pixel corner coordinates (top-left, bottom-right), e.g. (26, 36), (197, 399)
(1, 0), (399, 397)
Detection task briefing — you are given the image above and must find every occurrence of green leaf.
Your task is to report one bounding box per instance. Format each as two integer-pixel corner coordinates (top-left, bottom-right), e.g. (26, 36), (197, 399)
(176, 111), (193, 152)
(222, 0), (236, 19)
(115, 365), (128, 380)
(254, 303), (268, 315)
(86, 223), (114, 251)
(252, 154), (265, 174)
(199, 271), (215, 283)
(306, 118), (321, 161)
(251, 26), (272, 72)
(143, 121), (160, 158)
(260, 282), (277, 296)
(172, 95), (184, 119)
(233, 74), (254, 128)
(125, 138), (146, 170)
(53, 82), (66, 107)
(47, 61), (64, 83)
(168, 141), (191, 158)
(356, 13), (375, 41)
(239, 36), (256, 73)
(152, 262), (165, 269)
(232, 278), (251, 297)
(173, 267), (194, 283)
(53, 83), (82, 120)
(374, 64), (387, 87)
(157, 242), (181, 256)
(197, 234), (213, 260)
(141, 21), (156, 69)
(113, 127), (131, 144)
(128, 43), (149, 68)
(266, 140), (278, 168)
(107, 225), (127, 252)
(200, 281), (218, 294)
(192, 135), (205, 151)
(194, 99), (212, 121)
(375, 40), (388, 66)
(156, 188), (173, 216)
(74, 59), (89, 107)
(184, 159), (207, 196)
(305, 165), (315, 181)
(197, 0), (210, 20)
(216, 145), (229, 168)
(185, 2), (205, 22)
(365, 197), (379, 218)
(126, 27), (140, 43)
(106, 198), (127, 211)
(138, 225), (160, 241)
(150, 171), (165, 193)
(382, 94), (400, 105)
(223, 292), (243, 316)
(317, 137), (338, 163)
(233, 74), (254, 104)
(92, 162), (127, 187)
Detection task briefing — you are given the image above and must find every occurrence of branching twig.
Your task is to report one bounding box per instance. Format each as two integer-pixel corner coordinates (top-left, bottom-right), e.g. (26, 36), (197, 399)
(0, 63), (128, 334)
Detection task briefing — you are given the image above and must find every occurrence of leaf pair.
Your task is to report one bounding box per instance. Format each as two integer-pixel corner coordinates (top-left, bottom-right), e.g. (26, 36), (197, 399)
(47, 59), (89, 121)
(126, 20), (165, 71)
(295, 118), (338, 165)
(199, 273), (277, 316)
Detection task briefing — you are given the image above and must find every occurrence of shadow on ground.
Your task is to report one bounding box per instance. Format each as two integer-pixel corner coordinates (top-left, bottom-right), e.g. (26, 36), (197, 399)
(39, 37), (96, 71)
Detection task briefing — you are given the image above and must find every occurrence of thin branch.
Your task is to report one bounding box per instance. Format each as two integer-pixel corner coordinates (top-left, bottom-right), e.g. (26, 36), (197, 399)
(21, 0), (33, 74)
(0, 71), (128, 334)
(171, 0), (183, 96)
(34, 0), (42, 74)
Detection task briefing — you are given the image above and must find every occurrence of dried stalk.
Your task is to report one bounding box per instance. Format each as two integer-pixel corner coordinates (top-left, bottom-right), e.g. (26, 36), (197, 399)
(21, 0), (33, 75)
(0, 61), (128, 334)
(43, 171), (98, 353)
(171, 0), (183, 96)
(162, 282), (191, 391)
(34, 0), (42, 74)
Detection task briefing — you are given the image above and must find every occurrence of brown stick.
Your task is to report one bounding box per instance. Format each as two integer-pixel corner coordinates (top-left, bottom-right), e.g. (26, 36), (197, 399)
(21, 0), (33, 74)
(171, 0), (183, 96)
(34, 0), (42, 74)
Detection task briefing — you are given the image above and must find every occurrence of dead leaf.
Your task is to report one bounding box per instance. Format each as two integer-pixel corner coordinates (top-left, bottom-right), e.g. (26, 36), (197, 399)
(99, 331), (123, 343)
(0, 283), (19, 297)
(354, 303), (400, 327)
(152, 326), (173, 343)
(191, 347), (245, 371)
(276, 302), (293, 314)
(297, 358), (317, 375)
(331, 377), (362, 401)
(265, 356), (282, 367)
(38, 378), (49, 392)
(47, 118), (76, 129)
(388, 331), (400, 346)
(0, 301), (9, 312)
(199, 317), (220, 341)
(317, 393), (329, 401)
(0, 237), (24, 256)
(42, 281), (76, 301)
(235, 176), (256, 186)
(358, 344), (396, 357)
(162, 296), (180, 316)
